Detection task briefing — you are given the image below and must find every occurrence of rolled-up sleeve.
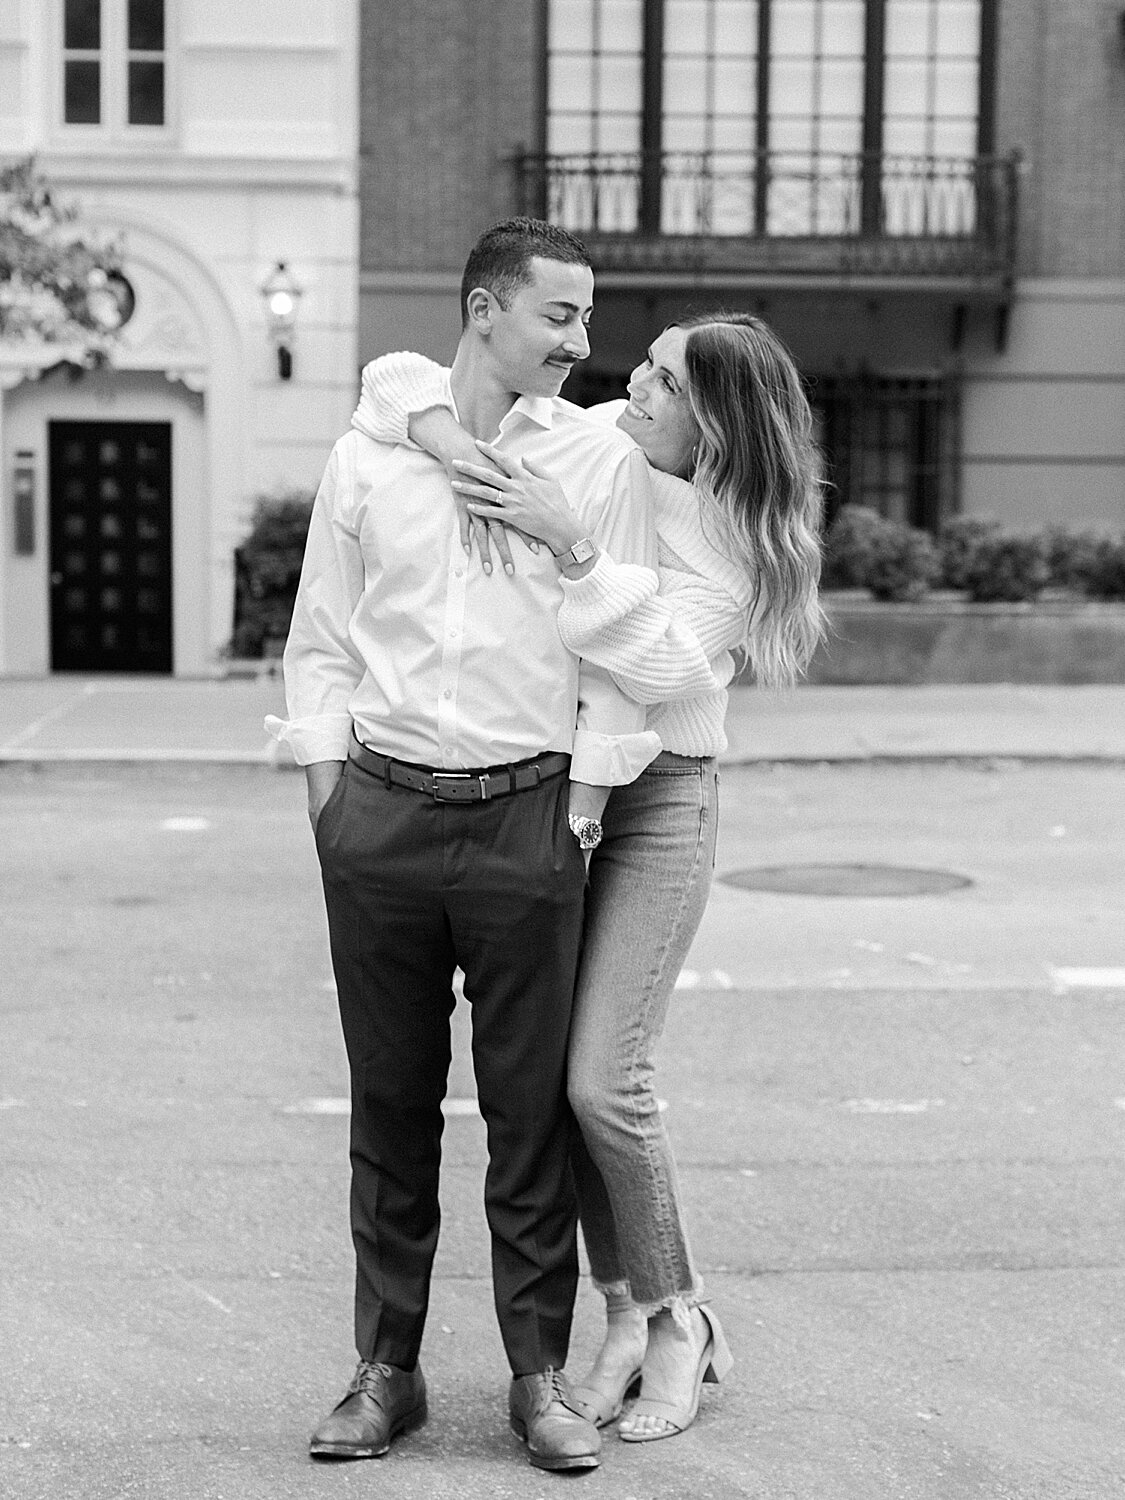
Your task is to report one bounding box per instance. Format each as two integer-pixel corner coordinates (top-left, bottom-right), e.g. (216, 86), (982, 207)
(571, 445), (662, 784)
(263, 442), (367, 765)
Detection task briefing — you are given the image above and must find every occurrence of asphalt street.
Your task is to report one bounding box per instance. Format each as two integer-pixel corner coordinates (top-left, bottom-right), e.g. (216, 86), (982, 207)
(2, 760), (1124, 1500)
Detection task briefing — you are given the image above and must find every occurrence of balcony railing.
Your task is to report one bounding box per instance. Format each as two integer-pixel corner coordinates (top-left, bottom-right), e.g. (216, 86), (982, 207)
(511, 149), (1020, 288)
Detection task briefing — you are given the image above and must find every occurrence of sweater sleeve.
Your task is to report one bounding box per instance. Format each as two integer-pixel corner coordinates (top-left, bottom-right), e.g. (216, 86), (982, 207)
(557, 551), (749, 705)
(351, 352), (453, 448)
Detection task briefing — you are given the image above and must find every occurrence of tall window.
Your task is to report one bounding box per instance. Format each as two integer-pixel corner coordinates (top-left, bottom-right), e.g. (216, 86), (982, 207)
(62, 0), (166, 131)
(542, 0), (991, 236)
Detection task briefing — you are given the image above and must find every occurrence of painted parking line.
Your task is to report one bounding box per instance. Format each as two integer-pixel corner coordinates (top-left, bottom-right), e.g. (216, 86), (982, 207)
(1050, 967), (1125, 990)
(160, 816), (211, 832)
(843, 1099), (945, 1115)
(675, 969), (734, 990)
(281, 1096), (670, 1119)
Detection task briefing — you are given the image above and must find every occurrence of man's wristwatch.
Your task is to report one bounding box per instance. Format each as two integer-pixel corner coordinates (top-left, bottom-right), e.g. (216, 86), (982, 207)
(555, 536), (597, 569)
(568, 813), (603, 852)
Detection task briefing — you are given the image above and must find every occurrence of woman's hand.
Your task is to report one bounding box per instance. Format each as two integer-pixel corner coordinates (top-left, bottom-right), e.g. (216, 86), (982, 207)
(409, 410), (538, 577)
(451, 441), (588, 560)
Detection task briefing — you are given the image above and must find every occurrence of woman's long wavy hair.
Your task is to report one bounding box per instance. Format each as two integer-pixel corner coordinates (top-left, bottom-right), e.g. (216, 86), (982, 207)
(678, 311), (826, 688)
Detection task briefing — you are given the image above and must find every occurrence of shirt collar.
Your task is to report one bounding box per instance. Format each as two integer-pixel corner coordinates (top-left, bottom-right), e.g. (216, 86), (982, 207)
(500, 394), (556, 433)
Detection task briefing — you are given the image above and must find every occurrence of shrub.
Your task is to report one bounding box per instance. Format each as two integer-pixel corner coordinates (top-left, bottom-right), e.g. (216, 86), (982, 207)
(1081, 536), (1125, 600)
(822, 505), (939, 601)
(1043, 528), (1105, 592)
(821, 505), (891, 589)
(866, 524), (941, 602)
(937, 516), (998, 590)
(230, 490), (314, 657)
(963, 534), (1049, 603)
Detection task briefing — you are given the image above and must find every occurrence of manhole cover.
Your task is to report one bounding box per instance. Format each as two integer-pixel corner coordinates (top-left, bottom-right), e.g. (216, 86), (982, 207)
(719, 864), (972, 898)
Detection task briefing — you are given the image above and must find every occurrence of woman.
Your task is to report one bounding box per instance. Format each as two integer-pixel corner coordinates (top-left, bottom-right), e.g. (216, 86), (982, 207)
(355, 312), (825, 1440)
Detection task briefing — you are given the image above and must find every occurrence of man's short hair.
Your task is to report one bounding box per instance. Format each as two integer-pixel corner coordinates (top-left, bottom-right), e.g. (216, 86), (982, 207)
(460, 218), (591, 328)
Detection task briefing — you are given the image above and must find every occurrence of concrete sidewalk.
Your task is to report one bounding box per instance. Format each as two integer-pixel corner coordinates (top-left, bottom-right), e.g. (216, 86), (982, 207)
(0, 674), (1123, 763)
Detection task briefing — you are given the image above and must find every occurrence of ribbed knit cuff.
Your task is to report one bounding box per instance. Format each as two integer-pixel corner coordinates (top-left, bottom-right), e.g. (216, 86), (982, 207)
(352, 352), (452, 448)
(558, 556), (658, 649)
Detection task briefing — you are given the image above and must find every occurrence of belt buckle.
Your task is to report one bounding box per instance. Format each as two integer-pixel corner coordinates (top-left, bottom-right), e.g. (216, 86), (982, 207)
(430, 770), (475, 803)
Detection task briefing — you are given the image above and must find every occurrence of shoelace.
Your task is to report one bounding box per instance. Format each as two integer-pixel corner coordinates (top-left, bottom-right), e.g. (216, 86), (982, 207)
(349, 1361), (396, 1397)
(543, 1367), (579, 1414)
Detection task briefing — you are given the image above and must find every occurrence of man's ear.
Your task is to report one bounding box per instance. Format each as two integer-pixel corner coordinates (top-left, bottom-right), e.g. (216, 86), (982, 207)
(464, 286), (495, 334)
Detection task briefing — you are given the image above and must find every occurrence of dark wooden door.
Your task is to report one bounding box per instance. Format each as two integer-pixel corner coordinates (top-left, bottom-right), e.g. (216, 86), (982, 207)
(49, 421), (173, 673)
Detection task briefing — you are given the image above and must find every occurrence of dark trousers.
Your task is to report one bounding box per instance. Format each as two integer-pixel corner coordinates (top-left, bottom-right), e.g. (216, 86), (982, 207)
(315, 755), (587, 1376)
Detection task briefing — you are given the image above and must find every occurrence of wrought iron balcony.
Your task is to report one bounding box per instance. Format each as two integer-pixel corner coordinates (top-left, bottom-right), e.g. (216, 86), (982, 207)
(511, 149), (1019, 293)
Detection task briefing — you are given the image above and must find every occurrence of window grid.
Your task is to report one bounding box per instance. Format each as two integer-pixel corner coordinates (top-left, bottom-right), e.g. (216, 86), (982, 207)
(814, 374), (959, 532)
(63, 0), (102, 124)
(60, 0), (168, 135)
(542, 1), (989, 239)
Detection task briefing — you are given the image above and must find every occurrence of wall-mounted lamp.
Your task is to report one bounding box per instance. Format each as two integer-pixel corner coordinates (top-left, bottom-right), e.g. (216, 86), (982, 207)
(261, 261), (302, 380)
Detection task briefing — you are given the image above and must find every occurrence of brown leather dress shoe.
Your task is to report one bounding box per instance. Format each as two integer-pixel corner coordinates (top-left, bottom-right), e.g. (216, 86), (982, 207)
(309, 1360), (427, 1459)
(509, 1368), (601, 1471)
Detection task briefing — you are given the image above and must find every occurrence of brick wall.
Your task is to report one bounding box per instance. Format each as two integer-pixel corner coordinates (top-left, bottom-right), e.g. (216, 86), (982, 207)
(998, 0), (1125, 277)
(359, 0), (539, 274)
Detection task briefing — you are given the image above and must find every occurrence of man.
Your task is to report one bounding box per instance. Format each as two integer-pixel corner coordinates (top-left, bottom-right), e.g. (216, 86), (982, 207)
(268, 219), (659, 1472)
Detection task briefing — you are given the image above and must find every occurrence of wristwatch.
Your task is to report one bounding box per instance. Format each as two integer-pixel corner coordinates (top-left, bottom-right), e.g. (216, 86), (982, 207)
(555, 536), (597, 569)
(568, 813), (603, 852)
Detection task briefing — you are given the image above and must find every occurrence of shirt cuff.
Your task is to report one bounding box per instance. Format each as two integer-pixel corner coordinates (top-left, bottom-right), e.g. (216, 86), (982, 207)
(570, 728), (662, 786)
(264, 713), (352, 766)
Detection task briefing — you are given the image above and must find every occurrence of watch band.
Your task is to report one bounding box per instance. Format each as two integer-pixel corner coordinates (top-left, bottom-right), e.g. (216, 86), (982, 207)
(556, 536), (597, 568)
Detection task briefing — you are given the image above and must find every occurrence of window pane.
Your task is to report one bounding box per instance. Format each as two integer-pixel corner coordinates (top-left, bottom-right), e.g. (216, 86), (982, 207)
(770, 0), (817, 56)
(819, 0), (866, 55)
(597, 53), (642, 113)
(128, 59), (164, 124)
(930, 117), (976, 156)
(665, 114), (708, 150)
(549, 53), (595, 113)
(934, 1), (980, 56)
(665, 0), (710, 54)
(886, 0), (933, 57)
(597, 112), (642, 151)
(885, 59), (930, 116)
(933, 58), (979, 116)
(65, 0), (100, 51)
(128, 0), (164, 51)
(598, 0), (643, 50)
(882, 116), (929, 155)
(713, 55), (754, 113)
(547, 111), (594, 153)
(549, 0), (594, 49)
(712, 114), (755, 151)
(818, 56), (863, 113)
(664, 54), (709, 110)
(770, 57), (816, 116)
(817, 115), (862, 153)
(714, 1), (757, 56)
(64, 59), (100, 123)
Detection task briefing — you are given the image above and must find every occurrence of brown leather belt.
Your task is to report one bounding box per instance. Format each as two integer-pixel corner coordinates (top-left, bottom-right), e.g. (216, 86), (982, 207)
(348, 735), (571, 803)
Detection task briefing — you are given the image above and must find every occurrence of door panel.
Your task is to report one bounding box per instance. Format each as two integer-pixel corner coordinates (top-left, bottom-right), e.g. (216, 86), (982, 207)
(49, 421), (173, 673)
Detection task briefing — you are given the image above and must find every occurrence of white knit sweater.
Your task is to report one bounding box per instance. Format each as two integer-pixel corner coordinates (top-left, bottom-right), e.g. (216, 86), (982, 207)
(354, 356), (757, 757)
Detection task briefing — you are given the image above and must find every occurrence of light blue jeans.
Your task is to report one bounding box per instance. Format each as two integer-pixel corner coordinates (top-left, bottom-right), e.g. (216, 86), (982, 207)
(568, 751), (719, 1315)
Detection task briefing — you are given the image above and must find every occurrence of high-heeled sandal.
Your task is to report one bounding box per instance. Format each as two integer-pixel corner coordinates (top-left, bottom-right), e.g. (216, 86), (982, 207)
(570, 1290), (646, 1428)
(617, 1304), (733, 1443)
(569, 1368), (643, 1428)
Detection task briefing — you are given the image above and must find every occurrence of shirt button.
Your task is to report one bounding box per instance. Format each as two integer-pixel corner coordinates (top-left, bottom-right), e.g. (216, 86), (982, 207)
(454, 567), (465, 579)
(442, 689), (452, 699)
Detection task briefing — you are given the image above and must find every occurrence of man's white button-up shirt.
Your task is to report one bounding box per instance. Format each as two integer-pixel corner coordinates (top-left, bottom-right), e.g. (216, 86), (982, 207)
(269, 392), (662, 785)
